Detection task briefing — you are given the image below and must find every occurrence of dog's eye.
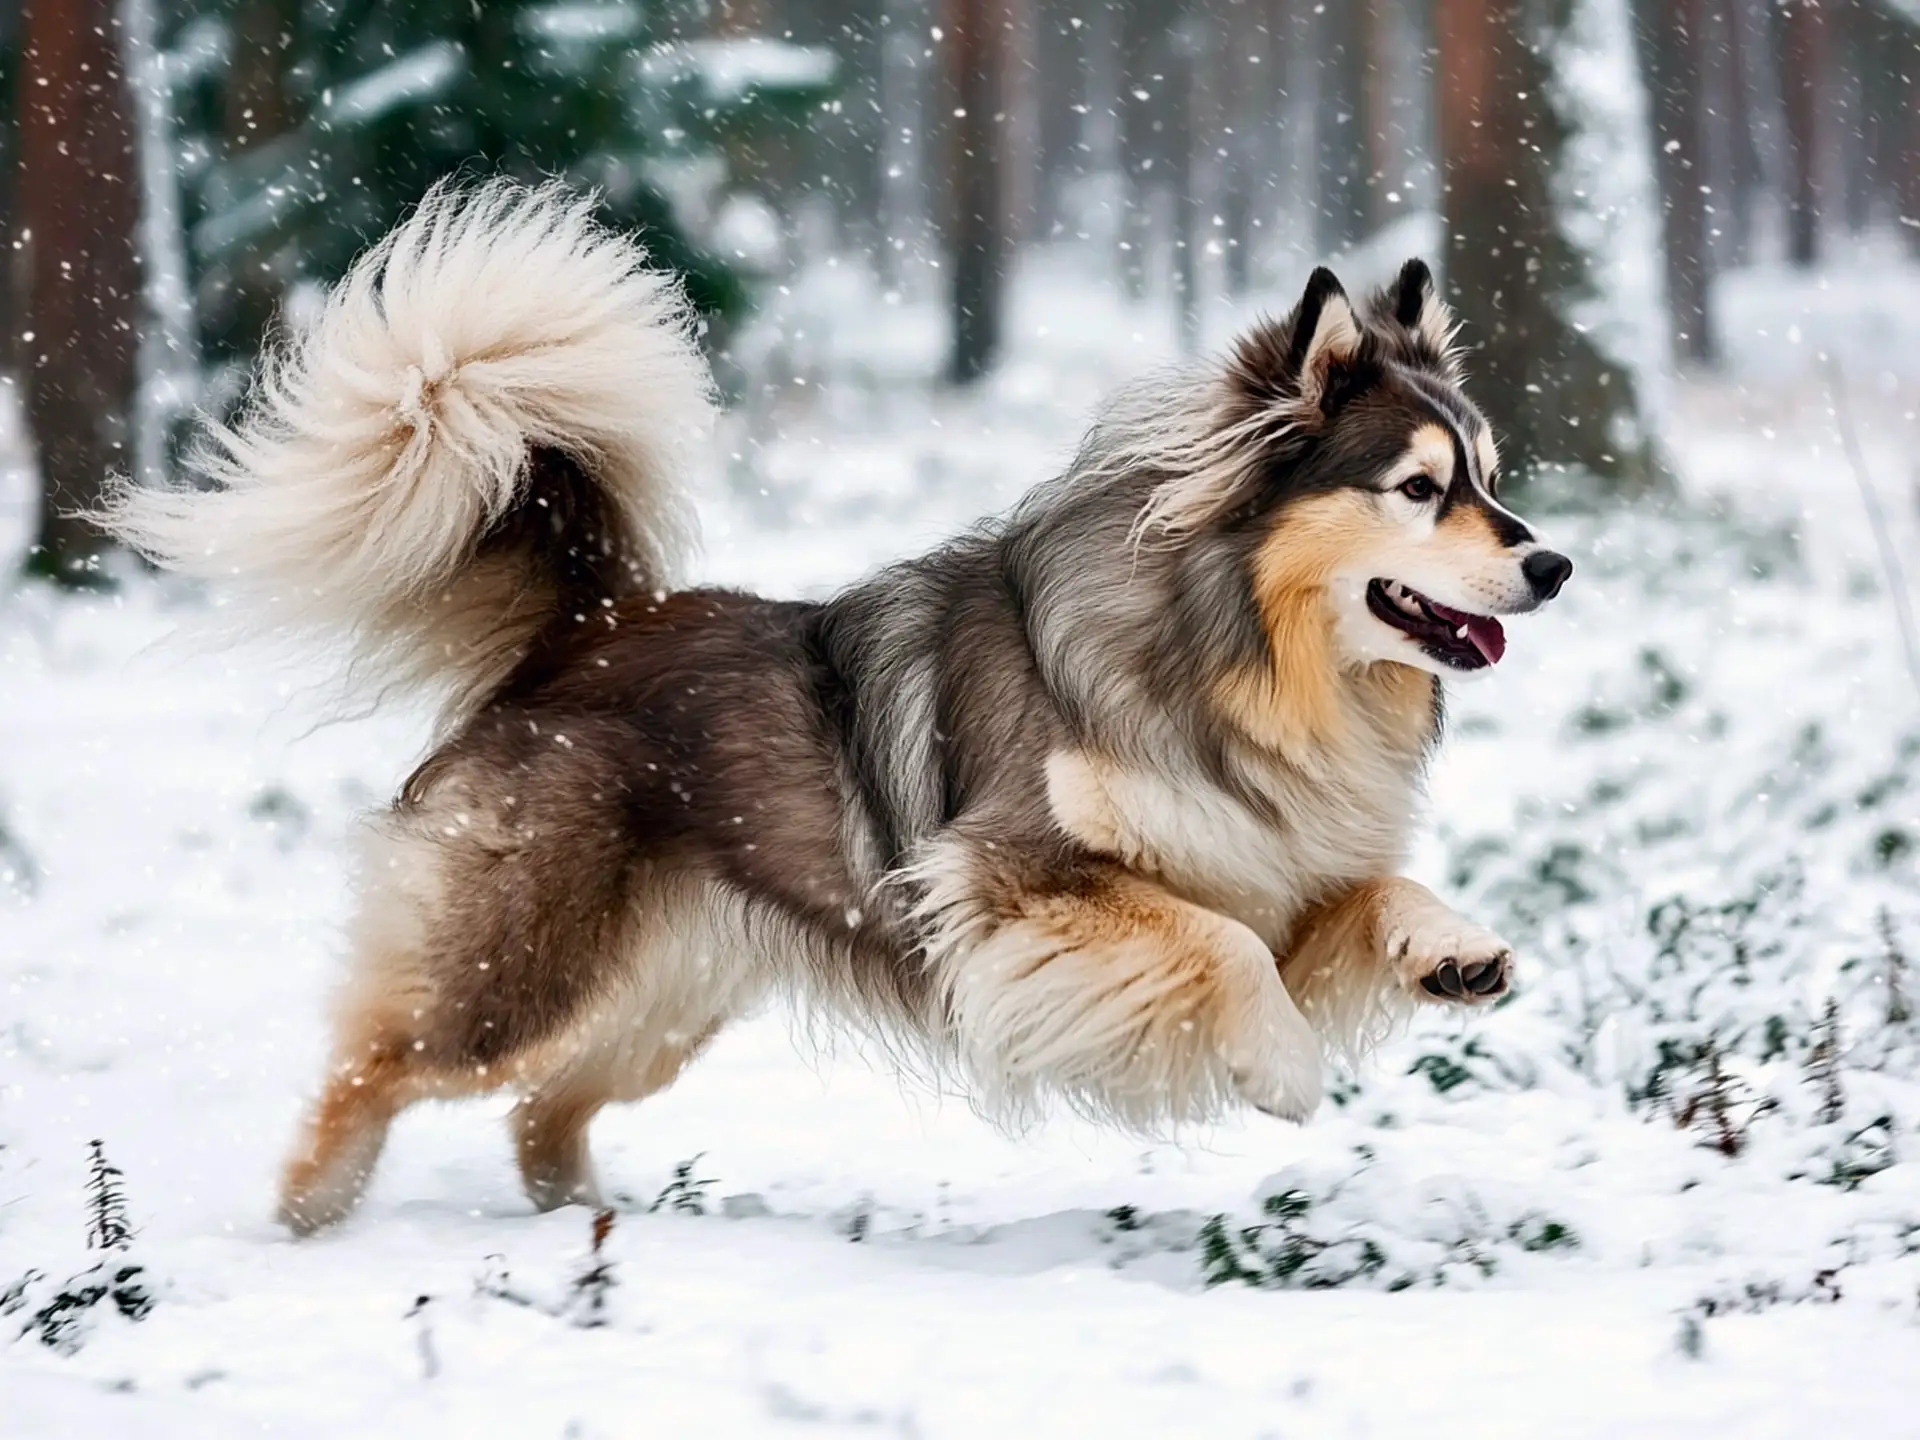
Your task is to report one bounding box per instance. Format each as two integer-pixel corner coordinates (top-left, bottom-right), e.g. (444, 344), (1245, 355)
(1399, 475), (1438, 502)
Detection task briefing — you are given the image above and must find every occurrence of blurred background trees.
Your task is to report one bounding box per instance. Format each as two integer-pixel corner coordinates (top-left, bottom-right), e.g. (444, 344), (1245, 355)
(168, 0), (835, 405)
(14, 0), (142, 585)
(4, 0), (1919, 581)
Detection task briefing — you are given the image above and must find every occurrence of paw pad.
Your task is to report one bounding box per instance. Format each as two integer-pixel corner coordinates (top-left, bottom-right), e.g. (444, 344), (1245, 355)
(1418, 954), (1508, 999)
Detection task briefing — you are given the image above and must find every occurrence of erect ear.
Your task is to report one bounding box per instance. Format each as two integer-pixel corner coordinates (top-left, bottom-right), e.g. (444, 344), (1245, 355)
(1386, 257), (1458, 362)
(1286, 267), (1362, 405)
(1229, 267), (1363, 421)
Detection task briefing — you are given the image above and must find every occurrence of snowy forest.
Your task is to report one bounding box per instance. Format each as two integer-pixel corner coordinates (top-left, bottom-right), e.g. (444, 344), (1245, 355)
(5, 0), (1920, 1435)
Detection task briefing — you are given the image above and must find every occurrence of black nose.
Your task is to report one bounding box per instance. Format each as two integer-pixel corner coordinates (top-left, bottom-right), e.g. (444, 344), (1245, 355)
(1522, 549), (1573, 601)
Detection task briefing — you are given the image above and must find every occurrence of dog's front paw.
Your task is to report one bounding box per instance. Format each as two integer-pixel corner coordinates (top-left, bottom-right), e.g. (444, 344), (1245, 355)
(1231, 1055), (1324, 1123)
(1386, 913), (1513, 1005)
(1223, 973), (1326, 1122)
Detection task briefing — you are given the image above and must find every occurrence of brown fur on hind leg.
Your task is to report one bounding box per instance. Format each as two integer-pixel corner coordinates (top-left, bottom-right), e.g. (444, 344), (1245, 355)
(280, 1035), (505, 1233)
(509, 1018), (725, 1212)
(278, 1047), (418, 1236)
(509, 1085), (606, 1213)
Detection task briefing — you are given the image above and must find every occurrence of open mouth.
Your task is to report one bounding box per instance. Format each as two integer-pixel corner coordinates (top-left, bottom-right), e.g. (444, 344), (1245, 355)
(1366, 578), (1506, 671)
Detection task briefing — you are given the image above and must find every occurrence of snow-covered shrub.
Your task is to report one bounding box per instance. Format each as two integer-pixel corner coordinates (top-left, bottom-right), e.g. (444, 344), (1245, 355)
(8, 1141), (156, 1354)
(1417, 509), (1920, 1170)
(1199, 1151), (1580, 1291)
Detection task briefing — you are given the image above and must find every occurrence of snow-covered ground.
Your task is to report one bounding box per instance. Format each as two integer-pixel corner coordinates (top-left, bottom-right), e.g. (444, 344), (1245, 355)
(4, 254), (1920, 1437)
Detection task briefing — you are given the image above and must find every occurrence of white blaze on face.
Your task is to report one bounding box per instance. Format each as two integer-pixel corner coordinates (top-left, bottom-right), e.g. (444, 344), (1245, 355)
(1475, 430), (1499, 484)
(1460, 418), (1552, 561)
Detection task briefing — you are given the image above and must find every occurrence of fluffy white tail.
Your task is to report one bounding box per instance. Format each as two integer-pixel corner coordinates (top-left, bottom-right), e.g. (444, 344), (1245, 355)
(107, 178), (715, 723)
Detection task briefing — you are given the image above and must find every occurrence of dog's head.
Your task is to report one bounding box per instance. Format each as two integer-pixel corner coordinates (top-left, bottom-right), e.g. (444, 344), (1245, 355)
(1140, 261), (1570, 682)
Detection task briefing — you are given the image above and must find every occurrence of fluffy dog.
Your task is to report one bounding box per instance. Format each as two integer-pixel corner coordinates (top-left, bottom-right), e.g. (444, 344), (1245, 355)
(109, 180), (1571, 1231)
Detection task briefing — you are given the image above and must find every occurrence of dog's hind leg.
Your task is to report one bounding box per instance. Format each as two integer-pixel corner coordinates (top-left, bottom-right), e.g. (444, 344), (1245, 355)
(509, 1016), (726, 1212)
(277, 812), (505, 1234)
(277, 947), (498, 1234)
(508, 1079), (605, 1213)
(280, 781), (754, 1230)
(278, 1042), (418, 1235)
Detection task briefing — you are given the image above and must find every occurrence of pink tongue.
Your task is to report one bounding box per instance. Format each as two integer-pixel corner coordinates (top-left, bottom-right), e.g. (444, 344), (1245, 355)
(1427, 599), (1507, 665)
(1463, 614), (1506, 665)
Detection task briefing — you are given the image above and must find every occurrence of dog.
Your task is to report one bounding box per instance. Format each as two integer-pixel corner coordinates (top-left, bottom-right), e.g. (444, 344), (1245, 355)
(108, 180), (1570, 1232)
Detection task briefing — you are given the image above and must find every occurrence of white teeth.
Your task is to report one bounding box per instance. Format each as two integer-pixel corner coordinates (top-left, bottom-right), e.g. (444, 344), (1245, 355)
(1456, 625), (1469, 639)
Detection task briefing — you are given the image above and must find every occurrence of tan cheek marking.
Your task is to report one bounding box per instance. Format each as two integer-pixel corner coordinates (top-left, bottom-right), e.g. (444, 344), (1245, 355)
(1249, 490), (1382, 599)
(1217, 491), (1387, 754)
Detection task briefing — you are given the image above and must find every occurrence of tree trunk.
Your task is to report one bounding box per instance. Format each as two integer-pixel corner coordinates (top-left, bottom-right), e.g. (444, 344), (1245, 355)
(1855, 2), (1918, 240)
(1032, 0), (1084, 238)
(1778, 0), (1825, 266)
(224, 0), (301, 153)
(947, 0), (1008, 382)
(1718, 0), (1768, 267)
(1834, 0), (1871, 236)
(789, 0), (885, 258)
(876, 0), (930, 290)
(1116, 0), (1164, 300)
(1314, 0), (1371, 253)
(0, 3), (21, 374)
(1903, 22), (1920, 259)
(193, 0), (305, 380)
(713, 0), (793, 203)
(1220, 0), (1264, 295)
(1361, 0), (1401, 231)
(1002, 0), (1038, 250)
(1637, 0), (1715, 363)
(1437, 0), (1664, 494)
(1080, 0), (1121, 185)
(1169, 9), (1202, 352)
(124, 0), (201, 492)
(714, 0), (773, 29)
(18, 0), (142, 584)
(1845, 0), (1911, 237)
(1076, 0), (1124, 269)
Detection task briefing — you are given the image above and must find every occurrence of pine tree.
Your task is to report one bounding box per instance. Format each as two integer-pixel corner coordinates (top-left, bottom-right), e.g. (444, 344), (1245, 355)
(85, 1139), (134, 1252)
(1882, 908), (1912, 1027)
(162, 0), (835, 374)
(1806, 999), (1844, 1126)
(1676, 1039), (1748, 1155)
(20, 1140), (153, 1352)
